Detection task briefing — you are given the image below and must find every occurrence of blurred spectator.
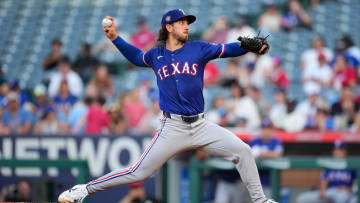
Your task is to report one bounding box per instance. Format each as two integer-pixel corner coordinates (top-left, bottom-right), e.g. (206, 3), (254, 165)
(247, 86), (270, 120)
(138, 72), (153, 108)
(350, 114), (360, 132)
(295, 85), (320, 120)
(86, 65), (114, 101)
(342, 35), (360, 62)
(206, 95), (229, 127)
(0, 185), (6, 201)
(251, 119), (284, 157)
(126, 17), (156, 70)
(48, 56), (84, 98)
(53, 80), (78, 116)
(23, 102), (39, 127)
(9, 80), (30, 106)
(302, 52), (332, 92)
(131, 16), (156, 51)
(258, 3), (282, 33)
(137, 92), (162, 134)
(32, 84), (52, 118)
(1, 92), (33, 135)
(214, 169), (244, 203)
(301, 37), (333, 71)
(0, 180), (32, 202)
(42, 38), (63, 71)
(34, 107), (68, 135)
(226, 84), (261, 129)
(296, 141), (357, 203)
(196, 156), (224, 203)
(251, 54), (273, 89)
(268, 57), (289, 89)
(0, 82), (9, 108)
(219, 59), (240, 86)
(238, 61), (253, 88)
(68, 97), (92, 135)
(119, 182), (160, 203)
(250, 119), (283, 197)
(0, 63), (6, 85)
(85, 97), (110, 135)
(94, 21), (130, 64)
(203, 62), (220, 87)
(331, 86), (359, 130)
(296, 85), (329, 129)
(109, 104), (128, 135)
(226, 15), (256, 43)
(233, 116), (248, 129)
(226, 83), (244, 123)
(107, 93), (129, 135)
(311, 108), (334, 131)
(73, 43), (100, 82)
(335, 35), (360, 69)
(123, 88), (147, 131)
(214, 119), (283, 203)
(85, 83), (101, 100)
(240, 53), (259, 88)
(280, 99), (308, 132)
(269, 89), (288, 128)
(281, 0), (312, 31)
(202, 16), (230, 44)
(331, 55), (357, 91)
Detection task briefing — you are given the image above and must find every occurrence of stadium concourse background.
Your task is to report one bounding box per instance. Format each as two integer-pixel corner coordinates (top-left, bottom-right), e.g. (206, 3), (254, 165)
(0, 0), (360, 202)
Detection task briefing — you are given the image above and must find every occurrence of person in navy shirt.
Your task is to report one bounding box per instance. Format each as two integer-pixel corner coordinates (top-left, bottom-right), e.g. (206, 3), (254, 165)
(297, 141), (357, 203)
(59, 9), (274, 203)
(250, 120), (283, 160)
(250, 119), (283, 199)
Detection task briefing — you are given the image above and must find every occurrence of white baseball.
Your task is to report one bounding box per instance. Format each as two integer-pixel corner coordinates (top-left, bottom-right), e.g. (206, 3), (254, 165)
(102, 18), (112, 27)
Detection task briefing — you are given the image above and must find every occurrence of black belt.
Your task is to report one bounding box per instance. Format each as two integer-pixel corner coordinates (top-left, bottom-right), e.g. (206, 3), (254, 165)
(163, 111), (204, 123)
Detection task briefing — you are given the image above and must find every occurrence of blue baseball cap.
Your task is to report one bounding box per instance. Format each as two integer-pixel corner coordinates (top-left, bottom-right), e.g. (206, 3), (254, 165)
(261, 118), (273, 128)
(161, 9), (196, 27)
(44, 106), (56, 114)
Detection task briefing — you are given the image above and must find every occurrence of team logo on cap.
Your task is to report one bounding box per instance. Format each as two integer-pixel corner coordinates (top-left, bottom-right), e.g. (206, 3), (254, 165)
(179, 9), (185, 15)
(166, 16), (171, 22)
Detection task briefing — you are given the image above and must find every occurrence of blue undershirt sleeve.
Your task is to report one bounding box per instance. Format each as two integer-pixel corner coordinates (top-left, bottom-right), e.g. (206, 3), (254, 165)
(199, 41), (247, 62)
(222, 42), (248, 58)
(112, 36), (149, 67)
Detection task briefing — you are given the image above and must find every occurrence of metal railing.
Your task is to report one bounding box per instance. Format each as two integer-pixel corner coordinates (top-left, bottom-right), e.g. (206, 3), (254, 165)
(190, 157), (360, 203)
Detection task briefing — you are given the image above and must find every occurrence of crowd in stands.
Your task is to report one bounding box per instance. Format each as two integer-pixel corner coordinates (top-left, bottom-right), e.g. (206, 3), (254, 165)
(0, 0), (360, 136)
(0, 180), (32, 202)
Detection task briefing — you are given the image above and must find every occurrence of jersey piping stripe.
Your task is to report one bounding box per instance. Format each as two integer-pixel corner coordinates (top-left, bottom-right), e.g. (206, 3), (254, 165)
(142, 52), (150, 67)
(218, 44), (225, 58)
(87, 116), (166, 185)
(130, 116), (166, 171)
(87, 116), (167, 186)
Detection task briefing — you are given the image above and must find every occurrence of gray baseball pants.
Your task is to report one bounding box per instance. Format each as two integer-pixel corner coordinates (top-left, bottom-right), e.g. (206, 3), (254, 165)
(87, 113), (267, 203)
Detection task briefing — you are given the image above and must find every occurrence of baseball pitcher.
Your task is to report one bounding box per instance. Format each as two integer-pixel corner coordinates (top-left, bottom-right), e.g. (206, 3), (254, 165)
(59, 9), (275, 203)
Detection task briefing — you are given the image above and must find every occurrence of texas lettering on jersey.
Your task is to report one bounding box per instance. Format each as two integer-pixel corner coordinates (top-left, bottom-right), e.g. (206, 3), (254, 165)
(156, 62), (198, 80)
(141, 41), (226, 115)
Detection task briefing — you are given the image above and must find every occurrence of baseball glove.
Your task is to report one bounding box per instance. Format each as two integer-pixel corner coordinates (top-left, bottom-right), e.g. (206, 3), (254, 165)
(237, 34), (270, 55)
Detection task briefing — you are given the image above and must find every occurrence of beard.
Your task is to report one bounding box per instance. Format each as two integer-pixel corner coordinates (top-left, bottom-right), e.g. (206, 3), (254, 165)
(173, 32), (188, 44)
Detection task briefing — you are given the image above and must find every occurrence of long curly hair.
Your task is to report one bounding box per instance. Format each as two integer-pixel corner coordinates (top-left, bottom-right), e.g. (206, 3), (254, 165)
(157, 26), (168, 45)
